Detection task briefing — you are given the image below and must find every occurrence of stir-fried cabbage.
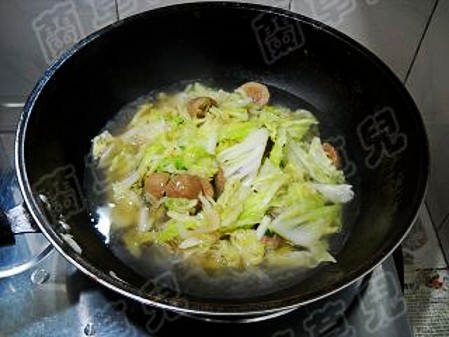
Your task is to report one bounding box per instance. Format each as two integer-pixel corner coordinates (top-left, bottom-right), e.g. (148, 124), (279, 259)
(91, 83), (354, 271)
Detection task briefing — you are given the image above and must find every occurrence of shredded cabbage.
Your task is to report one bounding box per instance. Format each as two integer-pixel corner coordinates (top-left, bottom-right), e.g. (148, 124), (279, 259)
(90, 83), (354, 271)
(217, 128), (268, 186)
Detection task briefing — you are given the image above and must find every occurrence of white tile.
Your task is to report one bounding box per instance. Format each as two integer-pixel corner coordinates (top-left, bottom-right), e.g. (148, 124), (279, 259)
(0, 1), (47, 97)
(291, 0), (437, 81)
(117, 0), (291, 19)
(406, 1), (449, 229)
(0, 0), (117, 98)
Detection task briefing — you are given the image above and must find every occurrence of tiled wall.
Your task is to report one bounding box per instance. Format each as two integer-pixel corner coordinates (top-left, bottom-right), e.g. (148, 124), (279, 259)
(405, 0), (449, 255)
(117, 0), (291, 18)
(0, 0), (436, 99)
(0, 0), (447, 257)
(291, 0), (436, 81)
(0, 0), (117, 99)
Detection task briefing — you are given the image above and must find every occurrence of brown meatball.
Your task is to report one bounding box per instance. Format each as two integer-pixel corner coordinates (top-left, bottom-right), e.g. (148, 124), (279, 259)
(239, 82), (270, 106)
(214, 168), (225, 198)
(322, 143), (340, 168)
(165, 174), (203, 199)
(199, 178), (215, 199)
(187, 97), (217, 118)
(144, 172), (170, 200)
(261, 234), (281, 249)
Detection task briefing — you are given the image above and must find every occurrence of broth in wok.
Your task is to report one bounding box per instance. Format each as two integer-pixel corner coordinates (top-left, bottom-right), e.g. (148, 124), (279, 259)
(87, 82), (354, 297)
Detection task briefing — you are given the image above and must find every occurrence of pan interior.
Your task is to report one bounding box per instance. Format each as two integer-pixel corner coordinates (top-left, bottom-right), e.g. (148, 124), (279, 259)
(83, 80), (360, 300)
(19, 3), (428, 313)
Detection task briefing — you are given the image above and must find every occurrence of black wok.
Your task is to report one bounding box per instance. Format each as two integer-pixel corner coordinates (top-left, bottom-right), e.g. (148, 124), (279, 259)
(8, 2), (428, 316)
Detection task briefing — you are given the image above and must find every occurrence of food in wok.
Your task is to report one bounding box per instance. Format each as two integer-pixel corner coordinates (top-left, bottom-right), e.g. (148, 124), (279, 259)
(90, 82), (354, 275)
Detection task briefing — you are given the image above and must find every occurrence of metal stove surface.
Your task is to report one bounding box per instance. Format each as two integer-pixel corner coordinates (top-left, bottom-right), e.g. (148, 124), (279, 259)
(0, 251), (412, 337)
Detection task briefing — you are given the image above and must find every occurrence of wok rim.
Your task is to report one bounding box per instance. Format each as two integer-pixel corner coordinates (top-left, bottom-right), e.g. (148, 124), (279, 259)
(15, 1), (429, 316)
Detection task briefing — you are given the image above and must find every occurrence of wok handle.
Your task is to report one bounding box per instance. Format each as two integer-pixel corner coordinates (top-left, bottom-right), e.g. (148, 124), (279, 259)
(0, 204), (40, 247)
(0, 203), (53, 278)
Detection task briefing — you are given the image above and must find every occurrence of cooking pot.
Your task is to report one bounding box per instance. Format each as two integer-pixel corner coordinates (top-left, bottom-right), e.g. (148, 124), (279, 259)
(0, 2), (428, 318)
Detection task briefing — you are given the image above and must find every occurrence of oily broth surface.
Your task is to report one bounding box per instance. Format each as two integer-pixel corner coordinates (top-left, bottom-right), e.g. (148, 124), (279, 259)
(85, 83), (350, 299)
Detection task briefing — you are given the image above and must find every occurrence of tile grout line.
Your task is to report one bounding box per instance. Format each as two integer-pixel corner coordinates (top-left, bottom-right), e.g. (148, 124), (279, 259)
(436, 209), (449, 232)
(114, 0), (120, 22)
(424, 201), (449, 267)
(403, 0), (440, 84)
(435, 210), (449, 266)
